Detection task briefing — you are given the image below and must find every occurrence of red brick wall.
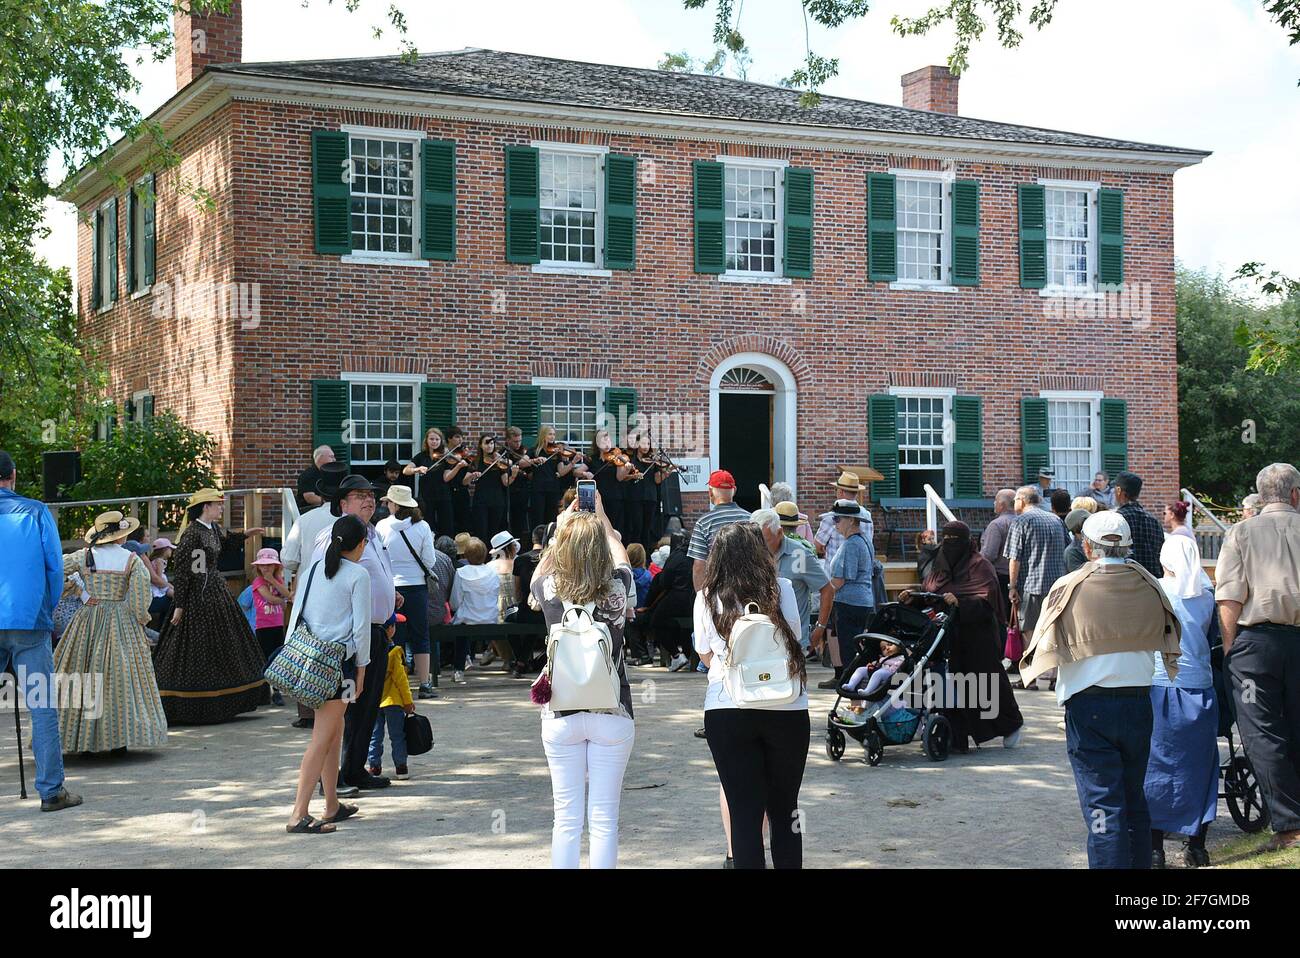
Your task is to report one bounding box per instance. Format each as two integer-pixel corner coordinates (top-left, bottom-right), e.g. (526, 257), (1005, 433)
(174, 0), (243, 90)
(81, 98), (1182, 524)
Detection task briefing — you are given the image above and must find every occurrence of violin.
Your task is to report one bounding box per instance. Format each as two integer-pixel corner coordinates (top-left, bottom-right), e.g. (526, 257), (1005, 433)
(603, 447), (644, 481)
(541, 441), (581, 463)
(435, 441), (471, 469)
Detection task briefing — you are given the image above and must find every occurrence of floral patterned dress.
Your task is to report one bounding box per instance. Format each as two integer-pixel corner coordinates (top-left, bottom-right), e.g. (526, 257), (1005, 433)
(152, 521), (270, 724)
(54, 548), (169, 752)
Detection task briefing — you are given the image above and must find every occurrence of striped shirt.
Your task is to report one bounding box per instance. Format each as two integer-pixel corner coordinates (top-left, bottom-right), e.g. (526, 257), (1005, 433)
(687, 503), (753, 562)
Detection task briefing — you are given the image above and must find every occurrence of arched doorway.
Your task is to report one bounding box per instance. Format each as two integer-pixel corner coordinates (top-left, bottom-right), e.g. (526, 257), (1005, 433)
(710, 353), (798, 512)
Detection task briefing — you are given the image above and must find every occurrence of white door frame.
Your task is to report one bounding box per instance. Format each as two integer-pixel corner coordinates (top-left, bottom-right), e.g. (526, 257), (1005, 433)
(709, 352), (798, 499)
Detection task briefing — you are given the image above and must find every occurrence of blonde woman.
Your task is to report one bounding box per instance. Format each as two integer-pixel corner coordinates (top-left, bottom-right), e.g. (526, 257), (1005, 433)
(406, 426), (460, 537)
(530, 495), (634, 869)
(1071, 496), (1100, 515)
(529, 425), (583, 533)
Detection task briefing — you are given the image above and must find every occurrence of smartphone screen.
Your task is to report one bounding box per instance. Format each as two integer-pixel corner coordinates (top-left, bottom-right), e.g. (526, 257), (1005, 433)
(577, 479), (596, 512)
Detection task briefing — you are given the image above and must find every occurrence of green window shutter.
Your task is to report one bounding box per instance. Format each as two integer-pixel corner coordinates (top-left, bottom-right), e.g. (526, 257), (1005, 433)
(1020, 397), (1050, 483)
(506, 385), (542, 447)
(783, 166), (813, 278)
(91, 209), (102, 311)
(951, 180), (980, 286)
(1097, 188), (1124, 286)
(1018, 184), (1046, 289)
(143, 173), (157, 287)
(866, 172), (897, 282)
(693, 160), (725, 274)
(312, 130), (351, 255)
(311, 379), (351, 468)
(106, 198), (118, 303)
(124, 398), (136, 425)
(504, 145), (540, 264)
(420, 382), (457, 443)
(142, 394), (155, 423)
(604, 386), (638, 439)
(1100, 398), (1128, 476)
(420, 139), (456, 261)
(868, 393), (899, 499)
(126, 188), (137, 293)
(604, 153), (636, 270)
(951, 395), (983, 497)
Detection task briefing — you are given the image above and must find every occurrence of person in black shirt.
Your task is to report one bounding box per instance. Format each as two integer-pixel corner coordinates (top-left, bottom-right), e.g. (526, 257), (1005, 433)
(588, 428), (637, 540)
(445, 426), (473, 536)
(628, 432), (669, 553)
(508, 524), (548, 678)
(529, 425), (584, 530)
(503, 426), (540, 544)
(372, 459), (405, 524)
(405, 427), (463, 538)
(296, 445), (336, 512)
(644, 531), (696, 665)
(469, 433), (518, 544)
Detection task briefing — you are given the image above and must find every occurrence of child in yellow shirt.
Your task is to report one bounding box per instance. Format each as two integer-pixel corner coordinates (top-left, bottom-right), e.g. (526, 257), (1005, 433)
(367, 615), (417, 779)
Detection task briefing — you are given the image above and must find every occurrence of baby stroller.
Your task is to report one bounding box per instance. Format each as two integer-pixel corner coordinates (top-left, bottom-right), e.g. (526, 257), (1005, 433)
(1211, 639), (1269, 833)
(824, 594), (951, 766)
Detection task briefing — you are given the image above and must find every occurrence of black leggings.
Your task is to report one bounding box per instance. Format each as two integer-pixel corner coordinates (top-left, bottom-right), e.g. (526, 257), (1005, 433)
(705, 708), (810, 869)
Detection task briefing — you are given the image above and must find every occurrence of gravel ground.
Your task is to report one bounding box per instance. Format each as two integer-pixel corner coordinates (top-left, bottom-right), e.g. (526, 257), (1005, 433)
(2, 662), (1105, 868)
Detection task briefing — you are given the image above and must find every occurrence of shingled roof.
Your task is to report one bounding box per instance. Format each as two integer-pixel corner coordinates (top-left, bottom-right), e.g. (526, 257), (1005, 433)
(211, 47), (1207, 157)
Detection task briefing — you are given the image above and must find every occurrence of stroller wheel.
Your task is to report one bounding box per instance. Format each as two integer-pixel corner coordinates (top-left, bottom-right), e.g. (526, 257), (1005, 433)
(865, 729), (884, 766)
(923, 714), (952, 761)
(825, 726), (846, 762)
(1225, 755), (1269, 833)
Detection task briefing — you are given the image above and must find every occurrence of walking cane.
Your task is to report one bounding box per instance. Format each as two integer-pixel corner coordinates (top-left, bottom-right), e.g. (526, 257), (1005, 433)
(7, 667), (27, 799)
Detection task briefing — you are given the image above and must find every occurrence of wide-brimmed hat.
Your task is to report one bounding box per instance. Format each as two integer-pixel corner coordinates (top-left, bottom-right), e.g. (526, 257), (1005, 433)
(84, 510), (140, 545)
(832, 471), (867, 492)
(187, 488), (224, 509)
(828, 499), (872, 522)
(489, 530), (520, 556)
(328, 474), (378, 501)
(775, 501), (802, 528)
(150, 537), (175, 552)
(251, 547), (282, 567)
(381, 483), (418, 509)
(314, 461), (349, 497)
(1038, 467), (1056, 481)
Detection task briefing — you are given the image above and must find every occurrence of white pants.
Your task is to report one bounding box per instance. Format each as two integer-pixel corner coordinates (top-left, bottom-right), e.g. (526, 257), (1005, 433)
(541, 712), (635, 869)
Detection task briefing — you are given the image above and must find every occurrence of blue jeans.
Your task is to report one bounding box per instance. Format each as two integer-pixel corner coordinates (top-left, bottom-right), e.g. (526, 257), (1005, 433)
(1065, 690), (1153, 869)
(395, 584), (429, 655)
(367, 705), (408, 768)
(0, 629), (66, 800)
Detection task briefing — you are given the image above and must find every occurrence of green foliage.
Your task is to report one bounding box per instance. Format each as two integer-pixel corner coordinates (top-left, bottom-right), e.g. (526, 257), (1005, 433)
(1177, 268), (1300, 505)
(891, 0), (1058, 75)
(1232, 262), (1300, 374)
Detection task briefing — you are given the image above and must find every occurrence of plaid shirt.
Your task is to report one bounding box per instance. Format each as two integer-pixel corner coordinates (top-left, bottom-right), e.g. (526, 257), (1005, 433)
(1004, 507), (1067, 595)
(1117, 501), (1165, 579)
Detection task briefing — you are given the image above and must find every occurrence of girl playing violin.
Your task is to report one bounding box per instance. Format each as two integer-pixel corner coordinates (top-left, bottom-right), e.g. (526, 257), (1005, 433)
(468, 433), (519, 544)
(444, 426), (473, 535)
(628, 431), (666, 553)
(588, 428), (639, 538)
(406, 427), (458, 537)
(530, 425), (583, 530)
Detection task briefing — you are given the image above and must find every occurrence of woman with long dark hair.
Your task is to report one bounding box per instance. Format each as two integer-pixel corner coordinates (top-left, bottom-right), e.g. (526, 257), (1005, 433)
(695, 522), (808, 869)
(470, 433), (516, 544)
(284, 515), (373, 833)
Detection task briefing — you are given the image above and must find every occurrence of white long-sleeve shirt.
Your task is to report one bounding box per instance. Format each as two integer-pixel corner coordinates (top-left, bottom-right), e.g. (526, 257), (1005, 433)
(282, 504), (337, 575)
(449, 563), (501, 625)
(284, 557), (373, 666)
(376, 515), (439, 588)
(312, 523), (395, 625)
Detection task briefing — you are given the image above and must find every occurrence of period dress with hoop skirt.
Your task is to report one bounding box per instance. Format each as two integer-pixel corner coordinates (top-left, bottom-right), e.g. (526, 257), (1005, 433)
(53, 547), (169, 752)
(153, 521), (270, 724)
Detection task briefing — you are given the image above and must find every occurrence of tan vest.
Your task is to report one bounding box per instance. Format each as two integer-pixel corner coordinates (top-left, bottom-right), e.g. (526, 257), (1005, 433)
(1019, 560), (1182, 684)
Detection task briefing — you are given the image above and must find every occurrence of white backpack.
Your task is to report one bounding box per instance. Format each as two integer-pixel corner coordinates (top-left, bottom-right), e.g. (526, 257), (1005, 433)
(722, 602), (800, 708)
(544, 603), (621, 712)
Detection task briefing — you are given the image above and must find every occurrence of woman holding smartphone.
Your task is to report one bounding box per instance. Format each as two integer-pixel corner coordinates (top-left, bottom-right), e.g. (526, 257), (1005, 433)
(530, 494), (635, 868)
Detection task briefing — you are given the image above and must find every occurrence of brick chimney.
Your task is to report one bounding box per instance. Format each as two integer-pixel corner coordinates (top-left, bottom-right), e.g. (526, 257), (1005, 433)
(175, 0), (243, 90)
(901, 65), (959, 115)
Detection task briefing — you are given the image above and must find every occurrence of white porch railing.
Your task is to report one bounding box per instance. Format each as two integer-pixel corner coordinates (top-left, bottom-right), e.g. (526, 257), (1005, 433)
(923, 483), (958, 532)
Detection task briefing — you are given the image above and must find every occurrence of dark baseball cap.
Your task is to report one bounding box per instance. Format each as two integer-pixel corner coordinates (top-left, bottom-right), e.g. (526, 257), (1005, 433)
(0, 450), (14, 480)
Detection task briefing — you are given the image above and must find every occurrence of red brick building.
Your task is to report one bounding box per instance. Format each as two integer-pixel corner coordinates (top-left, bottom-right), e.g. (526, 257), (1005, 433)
(60, 3), (1208, 536)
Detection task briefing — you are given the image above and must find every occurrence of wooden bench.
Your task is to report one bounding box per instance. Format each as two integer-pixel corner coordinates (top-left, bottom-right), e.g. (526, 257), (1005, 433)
(878, 497), (995, 560)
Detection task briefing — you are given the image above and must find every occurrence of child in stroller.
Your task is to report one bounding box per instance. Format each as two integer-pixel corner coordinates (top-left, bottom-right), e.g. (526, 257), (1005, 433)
(837, 638), (905, 725)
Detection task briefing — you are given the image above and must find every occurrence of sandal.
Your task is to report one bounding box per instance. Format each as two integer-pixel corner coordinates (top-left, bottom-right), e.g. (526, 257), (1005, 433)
(321, 803), (359, 824)
(286, 816), (335, 834)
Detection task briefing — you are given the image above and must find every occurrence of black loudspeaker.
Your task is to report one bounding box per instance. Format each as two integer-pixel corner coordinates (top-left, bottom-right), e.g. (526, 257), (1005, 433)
(42, 450), (82, 502)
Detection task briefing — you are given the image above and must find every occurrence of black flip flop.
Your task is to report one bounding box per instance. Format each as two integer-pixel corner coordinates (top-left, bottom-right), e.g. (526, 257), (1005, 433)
(286, 816), (335, 834)
(321, 803), (359, 824)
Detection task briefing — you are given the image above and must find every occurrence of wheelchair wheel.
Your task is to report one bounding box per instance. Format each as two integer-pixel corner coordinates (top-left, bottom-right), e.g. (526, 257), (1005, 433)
(922, 713), (951, 761)
(1225, 755), (1269, 833)
(865, 729), (884, 766)
(825, 726), (846, 762)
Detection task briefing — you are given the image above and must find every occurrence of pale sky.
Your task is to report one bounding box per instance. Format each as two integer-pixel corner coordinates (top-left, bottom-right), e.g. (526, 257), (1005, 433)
(38, 0), (1300, 287)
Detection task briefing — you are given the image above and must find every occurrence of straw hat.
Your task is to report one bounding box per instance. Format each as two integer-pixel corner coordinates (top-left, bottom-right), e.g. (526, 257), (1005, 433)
(775, 501), (802, 528)
(84, 510), (140, 546)
(187, 488), (224, 508)
(832, 471), (867, 492)
(381, 483), (418, 509)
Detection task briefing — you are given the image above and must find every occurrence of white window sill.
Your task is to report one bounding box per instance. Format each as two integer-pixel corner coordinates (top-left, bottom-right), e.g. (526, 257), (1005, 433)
(889, 282), (959, 293)
(96, 303), (114, 315)
(531, 264), (611, 278)
(131, 287), (152, 301)
(341, 254), (430, 268)
(719, 274), (792, 286)
(1039, 287), (1105, 299)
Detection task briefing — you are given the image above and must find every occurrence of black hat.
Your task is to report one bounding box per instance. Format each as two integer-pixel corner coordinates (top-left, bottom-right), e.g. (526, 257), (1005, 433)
(329, 474), (378, 500)
(314, 460), (349, 497)
(830, 498), (871, 521)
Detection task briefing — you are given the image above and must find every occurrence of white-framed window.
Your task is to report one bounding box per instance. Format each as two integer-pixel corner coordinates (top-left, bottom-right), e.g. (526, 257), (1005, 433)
(895, 174), (949, 284)
(129, 176), (150, 292)
(96, 198), (114, 309)
(130, 390), (153, 425)
(721, 157), (785, 276)
(1041, 180), (1098, 291)
(1041, 390), (1102, 495)
(346, 127), (422, 257)
(534, 377), (608, 447)
(537, 143), (607, 268)
(343, 372), (422, 465)
(892, 387), (953, 498)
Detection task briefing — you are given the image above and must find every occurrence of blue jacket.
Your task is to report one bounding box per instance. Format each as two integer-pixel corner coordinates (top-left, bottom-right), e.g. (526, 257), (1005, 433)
(0, 487), (65, 632)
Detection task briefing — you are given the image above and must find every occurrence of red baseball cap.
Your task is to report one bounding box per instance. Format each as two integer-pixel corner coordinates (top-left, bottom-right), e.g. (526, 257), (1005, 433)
(708, 469), (736, 489)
